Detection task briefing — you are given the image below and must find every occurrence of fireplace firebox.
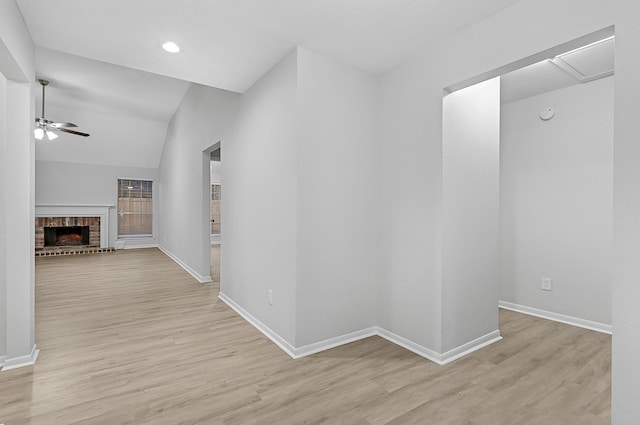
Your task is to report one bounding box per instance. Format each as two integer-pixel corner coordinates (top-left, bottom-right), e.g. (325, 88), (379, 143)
(44, 226), (90, 247)
(35, 216), (101, 251)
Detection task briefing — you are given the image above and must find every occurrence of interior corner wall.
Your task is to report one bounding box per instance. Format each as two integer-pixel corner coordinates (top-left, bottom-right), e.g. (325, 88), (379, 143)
(500, 77), (613, 325)
(220, 51), (298, 345)
(158, 83), (241, 282)
(377, 55), (444, 353)
(35, 160), (160, 247)
(294, 48), (380, 346)
(441, 77), (500, 352)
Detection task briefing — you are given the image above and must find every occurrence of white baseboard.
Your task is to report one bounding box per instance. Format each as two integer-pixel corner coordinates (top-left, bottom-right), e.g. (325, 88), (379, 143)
(124, 243), (158, 249)
(440, 330), (502, 365)
(218, 293), (380, 359)
(499, 301), (612, 334)
(218, 292), (297, 358)
(218, 293), (502, 365)
(158, 245), (212, 283)
(117, 237), (158, 250)
(294, 327), (378, 358)
(376, 328), (501, 365)
(375, 327), (443, 364)
(0, 356), (6, 368)
(2, 344), (39, 371)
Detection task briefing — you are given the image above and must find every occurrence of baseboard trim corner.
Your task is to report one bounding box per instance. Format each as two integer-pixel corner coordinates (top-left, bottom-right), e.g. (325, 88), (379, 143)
(218, 292), (297, 358)
(2, 344), (39, 371)
(498, 301), (612, 334)
(294, 328), (378, 358)
(217, 294), (503, 366)
(158, 245), (212, 283)
(375, 327), (444, 364)
(440, 330), (502, 365)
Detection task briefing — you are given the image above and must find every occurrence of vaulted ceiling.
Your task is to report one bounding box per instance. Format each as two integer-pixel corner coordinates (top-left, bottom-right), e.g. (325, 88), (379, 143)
(16, 0), (610, 168)
(18, 0), (525, 93)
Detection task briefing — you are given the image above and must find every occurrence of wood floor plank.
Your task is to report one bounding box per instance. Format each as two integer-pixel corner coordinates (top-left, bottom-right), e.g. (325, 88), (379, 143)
(0, 248), (610, 424)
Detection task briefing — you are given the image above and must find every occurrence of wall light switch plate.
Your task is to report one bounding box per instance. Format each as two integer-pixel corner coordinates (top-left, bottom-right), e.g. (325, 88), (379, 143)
(268, 289), (273, 305)
(541, 278), (552, 291)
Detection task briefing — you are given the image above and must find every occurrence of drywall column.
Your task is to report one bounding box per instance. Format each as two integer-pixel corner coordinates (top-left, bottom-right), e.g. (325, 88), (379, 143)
(0, 0), (37, 370)
(612, 2), (640, 421)
(441, 77), (501, 354)
(0, 72), (6, 361)
(3, 79), (37, 369)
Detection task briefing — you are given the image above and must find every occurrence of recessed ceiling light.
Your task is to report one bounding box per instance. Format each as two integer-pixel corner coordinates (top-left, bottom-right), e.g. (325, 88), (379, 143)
(162, 41), (180, 53)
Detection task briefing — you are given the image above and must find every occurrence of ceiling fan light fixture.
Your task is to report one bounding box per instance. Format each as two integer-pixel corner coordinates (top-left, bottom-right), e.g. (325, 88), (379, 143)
(46, 130), (58, 140)
(162, 41), (180, 53)
(34, 79), (90, 140)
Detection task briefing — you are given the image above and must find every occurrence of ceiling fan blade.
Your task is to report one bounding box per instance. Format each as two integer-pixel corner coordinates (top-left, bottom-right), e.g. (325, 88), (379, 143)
(49, 122), (78, 128)
(57, 128), (90, 137)
(36, 80), (89, 138)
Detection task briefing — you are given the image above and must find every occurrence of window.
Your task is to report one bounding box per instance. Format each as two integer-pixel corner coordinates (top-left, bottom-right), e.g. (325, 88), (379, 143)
(211, 184), (221, 234)
(118, 179), (153, 237)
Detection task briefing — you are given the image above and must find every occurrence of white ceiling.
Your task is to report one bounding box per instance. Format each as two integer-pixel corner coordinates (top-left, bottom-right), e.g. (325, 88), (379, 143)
(18, 0), (524, 93)
(18, 0), (528, 168)
(35, 47), (190, 123)
(16, 0), (613, 169)
(33, 47), (190, 168)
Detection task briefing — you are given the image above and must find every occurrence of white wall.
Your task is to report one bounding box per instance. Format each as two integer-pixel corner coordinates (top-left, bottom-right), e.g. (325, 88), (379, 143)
(35, 105), (169, 169)
(219, 48), (381, 349)
(500, 77), (613, 325)
(221, 51), (298, 345)
(375, 0), (640, 420)
(35, 160), (160, 247)
(441, 77), (501, 352)
(0, 70), (7, 360)
(377, 54), (444, 352)
(159, 83), (241, 282)
(0, 0), (37, 368)
(295, 49), (380, 346)
(610, 1), (640, 421)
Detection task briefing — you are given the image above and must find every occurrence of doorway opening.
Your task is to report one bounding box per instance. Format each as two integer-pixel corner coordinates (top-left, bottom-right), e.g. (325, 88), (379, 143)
(442, 27), (614, 348)
(209, 145), (221, 283)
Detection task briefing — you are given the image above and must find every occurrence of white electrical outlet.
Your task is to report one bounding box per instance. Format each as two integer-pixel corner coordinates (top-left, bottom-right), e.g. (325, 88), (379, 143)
(268, 289), (273, 305)
(541, 278), (552, 291)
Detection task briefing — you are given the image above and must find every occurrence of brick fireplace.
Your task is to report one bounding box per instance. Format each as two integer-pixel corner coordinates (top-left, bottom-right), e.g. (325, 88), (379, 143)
(35, 216), (100, 249)
(35, 205), (112, 253)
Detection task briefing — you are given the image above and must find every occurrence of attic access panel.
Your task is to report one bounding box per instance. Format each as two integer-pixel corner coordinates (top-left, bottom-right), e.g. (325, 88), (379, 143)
(550, 37), (614, 83)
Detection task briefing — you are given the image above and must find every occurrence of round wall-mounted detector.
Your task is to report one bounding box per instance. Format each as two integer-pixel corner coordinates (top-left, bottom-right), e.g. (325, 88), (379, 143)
(539, 107), (555, 121)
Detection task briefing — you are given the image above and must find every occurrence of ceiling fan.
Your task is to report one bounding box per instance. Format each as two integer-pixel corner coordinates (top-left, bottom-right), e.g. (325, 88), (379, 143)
(34, 79), (90, 140)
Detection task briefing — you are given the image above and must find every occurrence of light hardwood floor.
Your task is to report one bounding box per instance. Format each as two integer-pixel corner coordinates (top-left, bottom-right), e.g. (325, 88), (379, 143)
(1, 248), (610, 424)
(211, 244), (220, 283)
